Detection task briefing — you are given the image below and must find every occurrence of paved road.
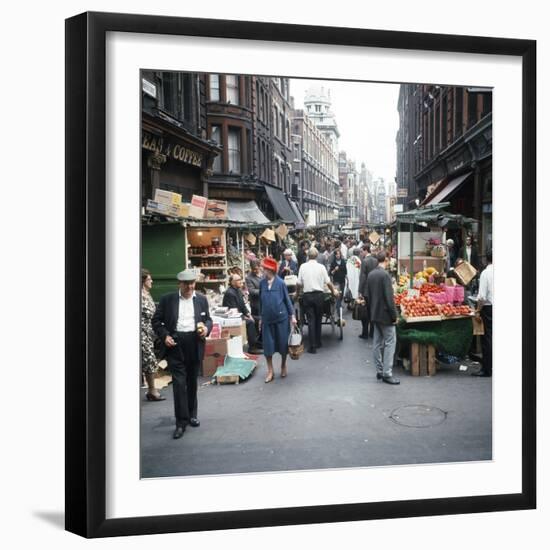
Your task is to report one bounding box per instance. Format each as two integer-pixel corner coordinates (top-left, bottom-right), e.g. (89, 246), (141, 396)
(141, 310), (491, 478)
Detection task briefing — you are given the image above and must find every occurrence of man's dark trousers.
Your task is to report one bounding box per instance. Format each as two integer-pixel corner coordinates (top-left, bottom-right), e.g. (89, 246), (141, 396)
(169, 332), (200, 427)
(480, 305), (492, 375)
(302, 291), (324, 350)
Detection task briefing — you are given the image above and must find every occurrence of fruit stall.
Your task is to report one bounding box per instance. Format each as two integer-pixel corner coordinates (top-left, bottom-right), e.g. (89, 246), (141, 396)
(393, 204), (479, 376)
(395, 202), (478, 289)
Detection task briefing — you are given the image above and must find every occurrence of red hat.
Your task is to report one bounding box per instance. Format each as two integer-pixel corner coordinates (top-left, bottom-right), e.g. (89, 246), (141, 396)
(261, 257), (278, 273)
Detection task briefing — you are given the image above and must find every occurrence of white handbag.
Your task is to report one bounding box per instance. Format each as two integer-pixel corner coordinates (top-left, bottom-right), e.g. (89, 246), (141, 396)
(284, 274), (298, 287)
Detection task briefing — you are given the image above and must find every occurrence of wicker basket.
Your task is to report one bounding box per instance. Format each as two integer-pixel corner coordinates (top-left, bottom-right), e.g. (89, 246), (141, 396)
(431, 245), (446, 258)
(288, 343), (304, 360)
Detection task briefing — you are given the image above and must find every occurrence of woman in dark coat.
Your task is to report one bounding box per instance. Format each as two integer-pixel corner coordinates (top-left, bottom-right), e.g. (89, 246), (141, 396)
(259, 257), (297, 383)
(329, 248), (348, 290)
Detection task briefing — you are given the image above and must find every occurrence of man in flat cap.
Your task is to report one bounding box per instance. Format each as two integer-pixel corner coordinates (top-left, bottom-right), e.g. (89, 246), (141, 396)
(153, 269), (212, 439)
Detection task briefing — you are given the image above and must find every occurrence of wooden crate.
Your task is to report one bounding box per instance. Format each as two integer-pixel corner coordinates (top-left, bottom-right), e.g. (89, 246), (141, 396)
(216, 375), (241, 384)
(410, 342), (436, 376)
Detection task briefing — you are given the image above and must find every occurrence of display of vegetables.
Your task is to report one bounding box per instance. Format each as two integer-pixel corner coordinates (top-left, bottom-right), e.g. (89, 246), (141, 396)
(394, 290), (408, 306)
(419, 283), (445, 295)
(400, 296), (441, 318)
(439, 304), (473, 317)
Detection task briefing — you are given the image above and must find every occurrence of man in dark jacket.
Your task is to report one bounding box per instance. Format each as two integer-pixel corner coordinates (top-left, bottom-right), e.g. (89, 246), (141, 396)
(365, 251), (400, 385)
(152, 269), (213, 439)
(223, 273), (260, 352)
(357, 244), (379, 339)
(458, 235), (480, 271)
(245, 259), (263, 345)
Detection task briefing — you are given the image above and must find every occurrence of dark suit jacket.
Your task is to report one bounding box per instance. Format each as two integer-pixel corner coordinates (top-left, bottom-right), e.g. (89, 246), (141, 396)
(222, 286), (249, 317)
(366, 266), (398, 325)
(358, 255), (379, 297)
(152, 291), (213, 361)
(458, 246), (480, 271)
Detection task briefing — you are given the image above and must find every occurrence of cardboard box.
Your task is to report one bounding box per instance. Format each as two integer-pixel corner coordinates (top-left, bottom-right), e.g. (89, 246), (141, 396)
(221, 321), (248, 345)
(212, 315), (243, 328)
(188, 194), (208, 218)
(154, 188), (182, 206)
(146, 199), (180, 217)
(204, 337), (228, 358)
(454, 261), (477, 286)
(202, 355), (224, 377)
(179, 203), (190, 217)
(206, 199), (228, 219)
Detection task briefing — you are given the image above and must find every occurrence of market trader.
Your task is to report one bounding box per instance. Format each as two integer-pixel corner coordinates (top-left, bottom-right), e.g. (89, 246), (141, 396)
(366, 251), (400, 385)
(152, 269), (213, 440)
(297, 247), (338, 354)
(472, 250), (493, 377)
(223, 273), (261, 353)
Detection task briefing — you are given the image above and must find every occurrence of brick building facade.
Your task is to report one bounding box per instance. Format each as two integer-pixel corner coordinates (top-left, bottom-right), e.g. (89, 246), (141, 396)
(396, 83), (493, 255)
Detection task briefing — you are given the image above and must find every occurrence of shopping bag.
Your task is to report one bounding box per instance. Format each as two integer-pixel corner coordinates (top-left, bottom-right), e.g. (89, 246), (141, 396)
(352, 299), (369, 321)
(472, 315), (485, 336)
(284, 274), (298, 287)
(288, 325), (304, 360)
(344, 286), (353, 303)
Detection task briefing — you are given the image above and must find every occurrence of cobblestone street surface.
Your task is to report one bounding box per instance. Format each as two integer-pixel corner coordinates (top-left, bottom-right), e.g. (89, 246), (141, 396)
(141, 310), (491, 478)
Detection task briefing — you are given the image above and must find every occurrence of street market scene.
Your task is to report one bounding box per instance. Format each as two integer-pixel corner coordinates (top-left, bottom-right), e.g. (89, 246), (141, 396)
(140, 72), (493, 477)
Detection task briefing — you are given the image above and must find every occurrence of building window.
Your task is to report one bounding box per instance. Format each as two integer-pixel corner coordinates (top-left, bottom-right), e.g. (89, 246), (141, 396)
(280, 113), (285, 142)
(226, 75), (239, 104)
(435, 102), (440, 152)
(482, 92), (493, 118)
(209, 74), (220, 102)
(441, 93), (448, 148)
(161, 72), (186, 122)
(467, 91), (478, 128)
(454, 87), (463, 138)
(210, 125), (222, 173)
(228, 128), (241, 174)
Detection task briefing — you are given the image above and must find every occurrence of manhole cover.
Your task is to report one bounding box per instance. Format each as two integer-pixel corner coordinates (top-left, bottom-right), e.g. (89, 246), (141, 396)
(389, 404), (447, 428)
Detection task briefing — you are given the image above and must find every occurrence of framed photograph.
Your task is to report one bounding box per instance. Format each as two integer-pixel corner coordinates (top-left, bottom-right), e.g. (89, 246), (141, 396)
(65, 11), (536, 538)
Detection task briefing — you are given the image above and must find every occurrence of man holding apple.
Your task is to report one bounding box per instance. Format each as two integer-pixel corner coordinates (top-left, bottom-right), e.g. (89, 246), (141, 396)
(152, 269), (213, 439)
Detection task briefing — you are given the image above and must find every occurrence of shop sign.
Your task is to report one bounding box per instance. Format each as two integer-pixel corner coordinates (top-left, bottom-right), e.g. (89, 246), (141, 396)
(142, 78), (157, 98)
(397, 187), (408, 198)
(142, 132), (203, 168)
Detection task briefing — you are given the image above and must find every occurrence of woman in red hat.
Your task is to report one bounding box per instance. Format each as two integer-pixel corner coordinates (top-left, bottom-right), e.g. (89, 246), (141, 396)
(259, 257), (297, 382)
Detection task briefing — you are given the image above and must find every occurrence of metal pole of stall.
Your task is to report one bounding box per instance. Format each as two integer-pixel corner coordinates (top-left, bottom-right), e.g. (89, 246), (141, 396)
(241, 231), (245, 275)
(409, 221), (414, 289)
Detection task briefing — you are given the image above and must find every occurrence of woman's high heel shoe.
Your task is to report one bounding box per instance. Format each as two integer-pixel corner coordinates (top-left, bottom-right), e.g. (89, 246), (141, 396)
(145, 393), (166, 401)
(264, 373), (274, 383)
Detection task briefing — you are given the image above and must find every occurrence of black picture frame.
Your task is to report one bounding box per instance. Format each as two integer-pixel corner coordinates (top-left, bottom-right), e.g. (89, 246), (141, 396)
(65, 11), (536, 538)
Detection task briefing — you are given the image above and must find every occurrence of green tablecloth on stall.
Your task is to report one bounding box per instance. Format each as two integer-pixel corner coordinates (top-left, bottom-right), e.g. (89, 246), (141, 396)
(396, 317), (473, 358)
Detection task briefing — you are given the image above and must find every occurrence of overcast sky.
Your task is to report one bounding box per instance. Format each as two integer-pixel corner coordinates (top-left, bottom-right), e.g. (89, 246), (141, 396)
(289, 78), (400, 185)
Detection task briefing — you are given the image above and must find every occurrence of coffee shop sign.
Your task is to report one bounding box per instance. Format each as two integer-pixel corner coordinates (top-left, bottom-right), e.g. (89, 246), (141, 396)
(142, 132), (203, 168)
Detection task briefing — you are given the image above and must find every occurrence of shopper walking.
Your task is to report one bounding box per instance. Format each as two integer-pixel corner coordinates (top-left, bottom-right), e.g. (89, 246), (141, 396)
(297, 247), (338, 354)
(152, 269), (212, 439)
(357, 244), (379, 339)
(258, 257), (297, 383)
(366, 251), (400, 385)
(141, 269), (165, 401)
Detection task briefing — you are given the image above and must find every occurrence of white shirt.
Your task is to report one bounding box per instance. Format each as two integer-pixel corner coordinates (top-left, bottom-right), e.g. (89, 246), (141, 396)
(298, 259), (330, 292)
(177, 291), (196, 332)
(465, 245), (472, 263)
(340, 243), (348, 259)
(477, 264), (493, 305)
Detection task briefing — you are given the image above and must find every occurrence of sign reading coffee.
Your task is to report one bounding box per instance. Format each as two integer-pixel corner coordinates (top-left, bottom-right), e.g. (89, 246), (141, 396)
(142, 131), (203, 168)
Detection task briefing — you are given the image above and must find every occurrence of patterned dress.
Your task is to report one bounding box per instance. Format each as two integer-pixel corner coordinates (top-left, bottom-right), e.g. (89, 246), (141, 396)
(141, 290), (158, 374)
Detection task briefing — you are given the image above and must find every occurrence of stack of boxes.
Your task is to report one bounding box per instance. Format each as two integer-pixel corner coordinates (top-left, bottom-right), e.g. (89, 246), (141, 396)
(202, 320), (248, 377)
(146, 188), (228, 220)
